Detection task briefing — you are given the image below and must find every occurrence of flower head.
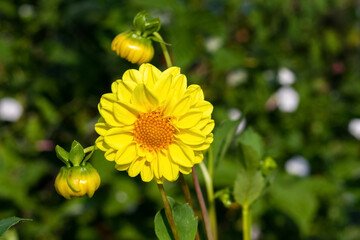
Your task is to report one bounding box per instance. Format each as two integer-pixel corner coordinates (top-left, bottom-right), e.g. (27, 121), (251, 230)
(55, 163), (101, 199)
(111, 32), (154, 65)
(95, 64), (214, 183)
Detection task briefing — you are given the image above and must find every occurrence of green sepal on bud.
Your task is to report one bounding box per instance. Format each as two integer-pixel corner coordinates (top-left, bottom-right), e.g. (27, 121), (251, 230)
(55, 145), (70, 167)
(69, 140), (85, 166)
(133, 10), (161, 37)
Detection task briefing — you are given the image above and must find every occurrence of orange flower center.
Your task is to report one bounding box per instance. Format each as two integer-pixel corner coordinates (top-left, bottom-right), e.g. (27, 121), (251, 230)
(133, 110), (175, 151)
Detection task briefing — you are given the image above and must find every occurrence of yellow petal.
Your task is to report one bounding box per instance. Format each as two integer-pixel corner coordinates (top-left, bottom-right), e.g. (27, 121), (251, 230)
(111, 81), (119, 96)
(128, 158), (146, 177)
(171, 74), (187, 100)
(95, 122), (110, 136)
(98, 105), (121, 126)
(190, 142), (211, 151)
(104, 148), (117, 161)
(194, 100), (213, 117)
(169, 142), (194, 168)
(166, 95), (191, 117)
(179, 166), (192, 174)
(202, 120), (215, 135)
(160, 66), (180, 79)
(131, 83), (159, 112)
(104, 128), (133, 149)
(152, 153), (161, 179)
(122, 69), (142, 84)
(176, 128), (206, 145)
(100, 93), (117, 110)
(194, 117), (209, 130)
(141, 162), (154, 182)
(115, 163), (131, 171)
(115, 80), (137, 102)
(185, 85), (204, 105)
(176, 110), (203, 129)
(193, 152), (204, 164)
(113, 101), (139, 125)
(158, 151), (179, 181)
(139, 64), (161, 88)
(95, 136), (110, 151)
(115, 143), (138, 165)
(154, 73), (172, 104)
(145, 150), (156, 162)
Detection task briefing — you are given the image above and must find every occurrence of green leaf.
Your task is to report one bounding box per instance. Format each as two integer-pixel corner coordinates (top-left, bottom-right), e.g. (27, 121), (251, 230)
(212, 119), (241, 167)
(238, 127), (264, 158)
(233, 170), (265, 206)
(55, 145), (70, 166)
(154, 197), (198, 240)
(69, 141), (84, 166)
(238, 144), (261, 173)
(0, 217), (31, 236)
(270, 175), (319, 235)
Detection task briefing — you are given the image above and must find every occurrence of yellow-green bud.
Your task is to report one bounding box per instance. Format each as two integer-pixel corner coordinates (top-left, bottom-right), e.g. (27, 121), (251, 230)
(54, 163), (100, 199)
(111, 31), (154, 65)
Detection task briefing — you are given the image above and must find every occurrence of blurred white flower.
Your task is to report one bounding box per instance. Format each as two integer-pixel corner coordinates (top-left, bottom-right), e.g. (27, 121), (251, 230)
(348, 118), (360, 140)
(226, 69), (248, 87)
(227, 108), (246, 135)
(278, 67), (295, 85)
(275, 86), (299, 112)
(236, 118), (247, 135)
(285, 156), (310, 177)
(204, 36), (223, 53)
(18, 4), (35, 19)
(116, 191), (129, 203)
(251, 224), (261, 240)
(0, 97), (23, 122)
(228, 108), (241, 121)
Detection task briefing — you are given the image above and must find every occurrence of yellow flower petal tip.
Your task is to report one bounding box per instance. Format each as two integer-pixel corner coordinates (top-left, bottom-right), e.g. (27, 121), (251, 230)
(96, 63), (214, 183)
(111, 32), (154, 65)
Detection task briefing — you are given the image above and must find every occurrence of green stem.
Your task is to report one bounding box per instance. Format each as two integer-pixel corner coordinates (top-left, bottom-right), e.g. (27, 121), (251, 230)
(208, 147), (214, 178)
(153, 32), (172, 68)
(242, 204), (251, 240)
(199, 162), (217, 240)
(179, 174), (200, 240)
(83, 146), (95, 154)
(157, 184), (180, 240)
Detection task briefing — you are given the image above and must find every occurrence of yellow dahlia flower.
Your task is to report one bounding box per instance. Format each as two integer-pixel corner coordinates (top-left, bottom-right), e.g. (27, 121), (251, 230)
(95, 64), (214, 183)
(111, 32), (154, 65)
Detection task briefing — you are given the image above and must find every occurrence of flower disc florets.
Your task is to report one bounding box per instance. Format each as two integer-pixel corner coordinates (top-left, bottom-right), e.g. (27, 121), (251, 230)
(95, 64), (214, 183)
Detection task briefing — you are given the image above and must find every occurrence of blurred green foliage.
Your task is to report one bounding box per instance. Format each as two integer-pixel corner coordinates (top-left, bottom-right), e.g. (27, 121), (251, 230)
(1, 0), (360, 239)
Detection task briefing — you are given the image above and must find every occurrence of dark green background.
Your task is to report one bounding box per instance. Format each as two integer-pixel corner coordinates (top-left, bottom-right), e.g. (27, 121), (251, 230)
(1, 0), (360, 239)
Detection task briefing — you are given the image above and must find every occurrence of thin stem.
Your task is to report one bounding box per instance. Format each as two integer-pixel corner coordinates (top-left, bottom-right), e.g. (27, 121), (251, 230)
(208, 147), (214, 178)
(199, 162), (218, 240)
(153, 32), (173, 68)
(242, 204), (251, 240)
(192, 167), (213, 240)
(179, 174), (193, 207)
(179, 174), (200, 240)
(157, 184), (180, 240)
(83, 146), (95, 154)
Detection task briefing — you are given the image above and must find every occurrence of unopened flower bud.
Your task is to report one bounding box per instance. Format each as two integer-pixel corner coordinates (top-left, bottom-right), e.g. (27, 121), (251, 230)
(111, 32), (154, 65)
(55, 163), (100, 199)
